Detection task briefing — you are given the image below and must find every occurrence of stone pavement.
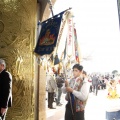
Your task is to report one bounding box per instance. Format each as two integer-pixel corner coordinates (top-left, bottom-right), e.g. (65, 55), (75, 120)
(46, 89), (107, 120)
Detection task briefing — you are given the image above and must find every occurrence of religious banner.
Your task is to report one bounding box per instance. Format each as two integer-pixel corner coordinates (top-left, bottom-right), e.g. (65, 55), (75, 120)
(34, 11), (65, 56)
(117, 0), (120, 26)
(66, 17), (75, 57)
(56, 10), (80, 66)
(74, 27), (80, 63)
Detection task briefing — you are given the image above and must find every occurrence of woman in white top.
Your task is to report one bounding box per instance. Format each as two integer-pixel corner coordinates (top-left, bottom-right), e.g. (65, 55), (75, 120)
(105, 79), (120, 120)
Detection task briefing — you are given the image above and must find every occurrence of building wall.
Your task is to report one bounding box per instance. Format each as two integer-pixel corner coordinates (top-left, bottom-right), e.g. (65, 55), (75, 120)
(0, 0), (36, 119)
(0, 0), (56, 120)
(37, 1), (56, 119)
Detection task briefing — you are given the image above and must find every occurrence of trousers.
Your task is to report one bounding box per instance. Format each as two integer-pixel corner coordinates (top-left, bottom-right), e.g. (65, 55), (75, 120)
(57, 88), (62, 104)
(48, 92), (54, 108)
(65, 103), (85, 120)
(106, 111), (120, 120)
(93, 85), (98, 95)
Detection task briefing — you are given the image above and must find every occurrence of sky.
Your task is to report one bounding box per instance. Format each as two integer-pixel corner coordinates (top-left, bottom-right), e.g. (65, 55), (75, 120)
(52, 0), (120, 73)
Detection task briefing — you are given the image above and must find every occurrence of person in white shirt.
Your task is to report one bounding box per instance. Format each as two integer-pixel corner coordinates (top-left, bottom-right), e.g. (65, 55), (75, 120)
(105, 79), (120, 120)
(46, 71), (57, 109)
(62, 64), (89, 120)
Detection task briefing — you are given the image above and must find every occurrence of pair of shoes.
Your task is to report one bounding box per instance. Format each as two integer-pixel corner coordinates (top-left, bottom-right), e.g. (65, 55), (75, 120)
(48, 106), (51, 108)
(49, 107), (56, 109)
(57, 103), (63, 106)
(53, 98), (57, 102)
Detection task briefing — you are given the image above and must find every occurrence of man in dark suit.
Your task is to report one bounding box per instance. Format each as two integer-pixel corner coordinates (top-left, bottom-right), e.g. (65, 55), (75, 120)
(92, 74), (99, 96)
(0, 59), (12, 120)
(56, 73), (65, 106)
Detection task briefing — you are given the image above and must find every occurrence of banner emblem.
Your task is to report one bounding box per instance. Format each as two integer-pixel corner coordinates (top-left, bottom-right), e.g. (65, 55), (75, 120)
(35, 14), (63, 55)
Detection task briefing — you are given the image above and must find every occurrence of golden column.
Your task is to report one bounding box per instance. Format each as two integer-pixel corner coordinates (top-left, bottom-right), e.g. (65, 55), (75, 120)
(0, 0), (36, 119)
(0, 0), (56, 119)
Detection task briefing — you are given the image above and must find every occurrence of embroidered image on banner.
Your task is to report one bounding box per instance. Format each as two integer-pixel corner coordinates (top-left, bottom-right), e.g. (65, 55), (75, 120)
(34, 13), (64, 56)
(74, 28), (80, 63)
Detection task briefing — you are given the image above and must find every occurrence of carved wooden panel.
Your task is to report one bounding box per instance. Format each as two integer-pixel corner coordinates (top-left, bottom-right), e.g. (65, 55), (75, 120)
(0, 0), (36, 119)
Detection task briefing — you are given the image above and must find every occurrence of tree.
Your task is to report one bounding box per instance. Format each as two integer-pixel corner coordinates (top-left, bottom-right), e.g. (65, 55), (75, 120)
(112, 70), (118, 75)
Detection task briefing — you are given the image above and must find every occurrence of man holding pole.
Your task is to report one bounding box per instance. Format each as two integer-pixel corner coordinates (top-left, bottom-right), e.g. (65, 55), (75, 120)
(62, 64), (89, 120)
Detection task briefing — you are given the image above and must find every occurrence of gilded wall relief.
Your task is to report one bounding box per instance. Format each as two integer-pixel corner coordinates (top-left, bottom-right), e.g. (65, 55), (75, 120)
(0, 0), (36, 119)
(0, 20), (4, 33)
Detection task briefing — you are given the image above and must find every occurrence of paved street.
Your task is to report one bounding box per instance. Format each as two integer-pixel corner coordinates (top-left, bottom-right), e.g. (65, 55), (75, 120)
(46, 89), (107, 120)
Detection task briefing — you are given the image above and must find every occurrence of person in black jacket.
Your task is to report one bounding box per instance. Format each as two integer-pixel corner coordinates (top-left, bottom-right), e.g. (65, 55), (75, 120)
(0, 59), (12, 120)
(92, 75), (99, 96)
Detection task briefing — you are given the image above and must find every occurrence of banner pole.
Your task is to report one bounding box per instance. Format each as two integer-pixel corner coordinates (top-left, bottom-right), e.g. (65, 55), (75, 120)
(47, 0), (54, 17)
(45, 3), (75, 117)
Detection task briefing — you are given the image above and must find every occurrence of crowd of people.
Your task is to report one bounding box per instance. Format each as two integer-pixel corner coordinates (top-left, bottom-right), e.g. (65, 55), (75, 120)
(46, 64), (90, 120)
(0, 59), (120, 120)
(46, 71), (65, 109)
(46, 63), (120, 120)
(88, 74), (111, 95)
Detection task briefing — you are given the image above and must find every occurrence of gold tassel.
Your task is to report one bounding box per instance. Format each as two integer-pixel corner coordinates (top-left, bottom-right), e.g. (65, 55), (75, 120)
(39, 61), (43, 67)
(44, 64), (46, 70)
(66, 60), (71, 69)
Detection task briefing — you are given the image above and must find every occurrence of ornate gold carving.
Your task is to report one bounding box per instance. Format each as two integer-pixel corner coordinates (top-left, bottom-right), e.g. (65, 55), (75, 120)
(0, 0), (36, 119)
(0, 0), (58, 119)
(0, 21), (4, 33)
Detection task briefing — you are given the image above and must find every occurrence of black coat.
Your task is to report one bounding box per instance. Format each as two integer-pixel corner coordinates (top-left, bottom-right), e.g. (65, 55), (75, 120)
(56, 76), (64, 88)
(92, 76), (99, 86)
(0, 70), (12, 108)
